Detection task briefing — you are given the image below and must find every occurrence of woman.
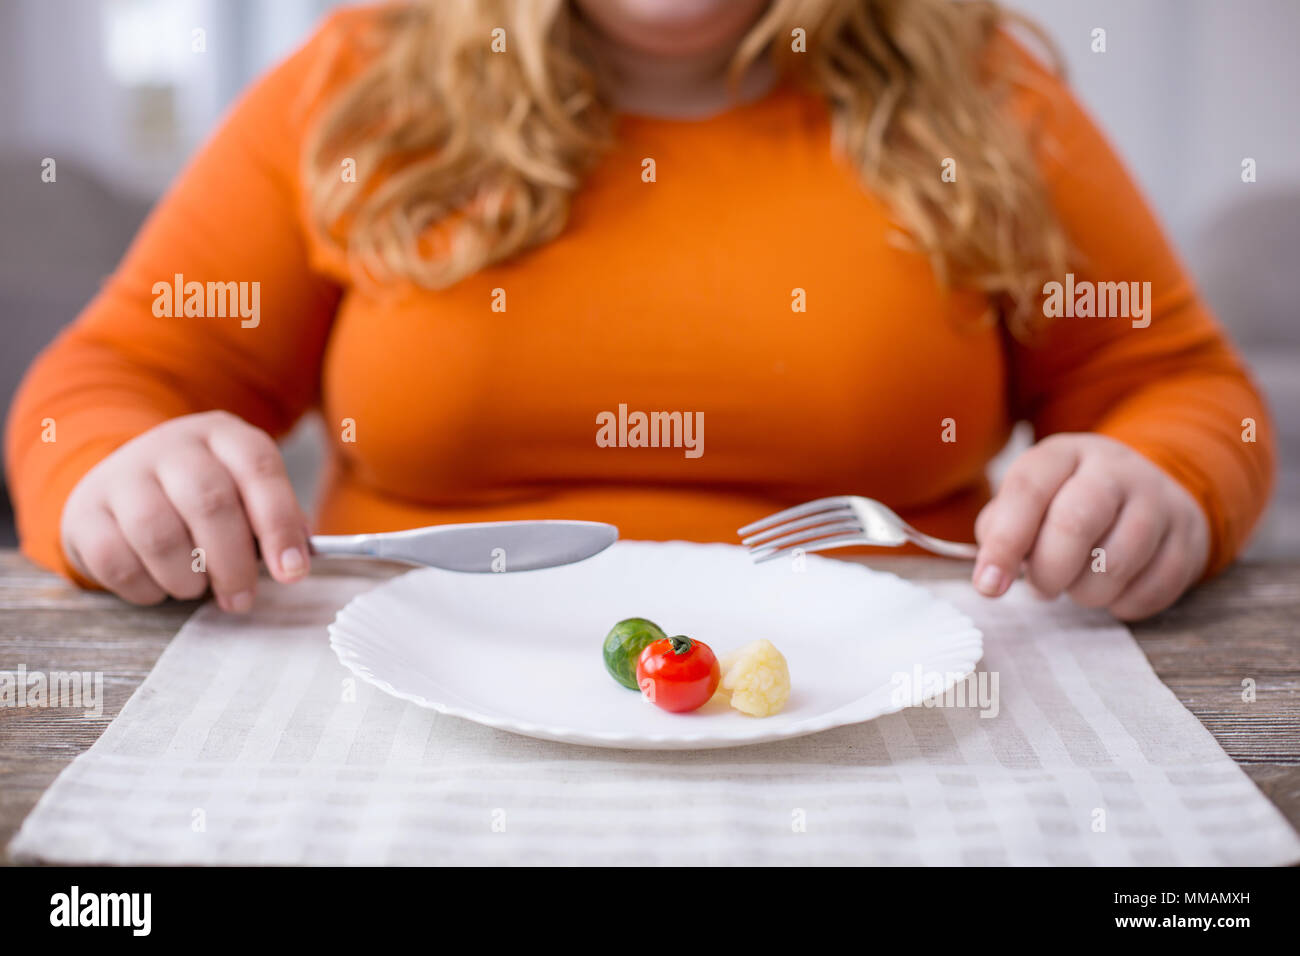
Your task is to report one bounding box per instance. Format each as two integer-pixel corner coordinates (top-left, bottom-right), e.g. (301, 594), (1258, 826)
(4, 0), (1273, 619)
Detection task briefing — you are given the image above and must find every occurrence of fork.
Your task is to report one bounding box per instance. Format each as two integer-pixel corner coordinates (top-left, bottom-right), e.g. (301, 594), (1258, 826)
(738, 495), (979, 563)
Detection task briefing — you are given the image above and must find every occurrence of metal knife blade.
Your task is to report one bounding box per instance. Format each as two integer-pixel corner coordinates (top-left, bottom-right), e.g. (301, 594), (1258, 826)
(309, 520), (619, 572)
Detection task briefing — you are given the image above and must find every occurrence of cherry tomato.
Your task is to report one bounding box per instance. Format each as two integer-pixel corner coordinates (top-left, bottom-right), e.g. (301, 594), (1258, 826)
(636, 636), (720, 713)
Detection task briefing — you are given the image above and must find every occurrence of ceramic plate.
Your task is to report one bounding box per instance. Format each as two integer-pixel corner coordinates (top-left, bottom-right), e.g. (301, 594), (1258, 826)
(328, 540), (983, 750)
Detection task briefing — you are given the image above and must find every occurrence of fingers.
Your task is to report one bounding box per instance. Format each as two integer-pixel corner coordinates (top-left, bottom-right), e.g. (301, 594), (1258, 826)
(68, 506), (168, 606)
(973, 441), (1081, 597)
(1023, 470), (1124, 599)
(205, 420), (310, 583)
(1065, 500), (1167, 609)
(155, 443), (260, 613)
(57, 410), (308, 610)
(1107, 507), (1206, 621)
(106, 473), (207, 600)
(972, 433), (1211, 618)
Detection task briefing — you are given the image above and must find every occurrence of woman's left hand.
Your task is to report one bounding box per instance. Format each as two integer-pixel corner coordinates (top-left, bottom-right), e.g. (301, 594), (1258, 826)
(972, 433), (1210, 621)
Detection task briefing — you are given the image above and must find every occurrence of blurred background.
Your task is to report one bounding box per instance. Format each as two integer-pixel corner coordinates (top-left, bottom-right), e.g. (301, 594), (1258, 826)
(1, 0), (1297, 554)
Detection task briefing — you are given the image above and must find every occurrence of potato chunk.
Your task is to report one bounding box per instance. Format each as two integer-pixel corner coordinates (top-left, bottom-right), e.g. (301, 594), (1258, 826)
(714, 639), (790, 717)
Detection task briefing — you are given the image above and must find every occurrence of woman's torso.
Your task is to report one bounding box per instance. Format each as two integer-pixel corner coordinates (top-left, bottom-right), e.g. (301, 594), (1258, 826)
(316, 84), (1011, 541)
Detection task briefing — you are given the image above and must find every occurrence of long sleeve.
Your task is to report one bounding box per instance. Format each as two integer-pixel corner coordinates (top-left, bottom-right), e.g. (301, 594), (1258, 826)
(3, 16), (355, 583)
(1004, 46), (1275, 578)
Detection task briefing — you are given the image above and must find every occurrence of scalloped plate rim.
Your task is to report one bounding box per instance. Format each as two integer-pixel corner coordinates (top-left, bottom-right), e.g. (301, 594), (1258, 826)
(326, 540), (984, 750)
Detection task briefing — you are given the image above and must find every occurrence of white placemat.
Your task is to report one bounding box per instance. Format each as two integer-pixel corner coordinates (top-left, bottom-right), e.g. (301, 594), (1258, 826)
(9, 572), (1299, 865)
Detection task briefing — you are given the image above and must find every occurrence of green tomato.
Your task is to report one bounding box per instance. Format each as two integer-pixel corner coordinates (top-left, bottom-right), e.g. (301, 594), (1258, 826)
(602, 618), (668, 690)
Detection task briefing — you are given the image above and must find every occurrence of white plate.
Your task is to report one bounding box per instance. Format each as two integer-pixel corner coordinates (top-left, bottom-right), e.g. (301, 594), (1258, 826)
(327, 540), (983, 750)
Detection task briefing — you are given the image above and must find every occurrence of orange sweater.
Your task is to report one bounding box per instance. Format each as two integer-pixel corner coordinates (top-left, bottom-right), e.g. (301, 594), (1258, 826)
(4, 8), (1274, 586)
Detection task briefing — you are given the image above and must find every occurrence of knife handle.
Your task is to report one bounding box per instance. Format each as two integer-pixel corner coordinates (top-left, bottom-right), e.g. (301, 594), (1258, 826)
(309, 534), (379, 557)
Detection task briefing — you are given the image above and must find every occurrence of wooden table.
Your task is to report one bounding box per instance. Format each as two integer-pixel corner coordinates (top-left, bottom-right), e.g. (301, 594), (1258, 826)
(2, 550), (1297, 860)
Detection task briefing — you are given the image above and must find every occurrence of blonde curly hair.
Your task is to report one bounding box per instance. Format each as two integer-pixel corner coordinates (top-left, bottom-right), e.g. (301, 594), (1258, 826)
(304, 0), (1069, 336)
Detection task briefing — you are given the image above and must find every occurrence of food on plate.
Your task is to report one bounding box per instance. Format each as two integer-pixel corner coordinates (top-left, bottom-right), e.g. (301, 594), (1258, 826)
(602, 618), (790, 718)
(602, 617), (668, 690)
(635, 636), (721, 713)
(713, 639), (790, 717)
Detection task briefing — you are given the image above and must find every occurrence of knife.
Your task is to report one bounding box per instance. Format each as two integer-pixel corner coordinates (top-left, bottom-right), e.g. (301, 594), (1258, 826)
(308, 519), (618, 573)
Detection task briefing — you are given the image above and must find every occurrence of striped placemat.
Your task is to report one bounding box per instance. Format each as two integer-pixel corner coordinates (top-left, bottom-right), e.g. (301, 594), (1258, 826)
(10, 574), (1298, 865)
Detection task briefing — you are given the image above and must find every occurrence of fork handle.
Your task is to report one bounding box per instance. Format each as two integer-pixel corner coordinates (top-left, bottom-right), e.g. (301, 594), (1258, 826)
(905, 531), (979, 560)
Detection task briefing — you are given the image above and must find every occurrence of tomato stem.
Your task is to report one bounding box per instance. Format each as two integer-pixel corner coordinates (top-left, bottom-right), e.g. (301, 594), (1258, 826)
(668, 635), (693, 655)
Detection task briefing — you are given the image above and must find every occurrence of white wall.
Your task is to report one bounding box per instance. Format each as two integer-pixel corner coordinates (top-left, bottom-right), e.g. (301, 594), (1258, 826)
(1, 0), (333, 199)
(1008, 0), (1300, 265)
(5, 0), (1299, 256)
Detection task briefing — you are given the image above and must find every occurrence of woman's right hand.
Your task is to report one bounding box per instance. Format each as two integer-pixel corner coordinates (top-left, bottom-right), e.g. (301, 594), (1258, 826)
(59, 410), (311, 611)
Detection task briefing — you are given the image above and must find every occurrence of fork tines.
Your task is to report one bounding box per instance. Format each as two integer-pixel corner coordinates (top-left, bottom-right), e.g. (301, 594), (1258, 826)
(738, 496), (864, 563)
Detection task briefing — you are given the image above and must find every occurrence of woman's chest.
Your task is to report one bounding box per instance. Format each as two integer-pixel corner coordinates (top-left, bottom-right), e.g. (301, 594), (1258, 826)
(320, 119), (1010, 504)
